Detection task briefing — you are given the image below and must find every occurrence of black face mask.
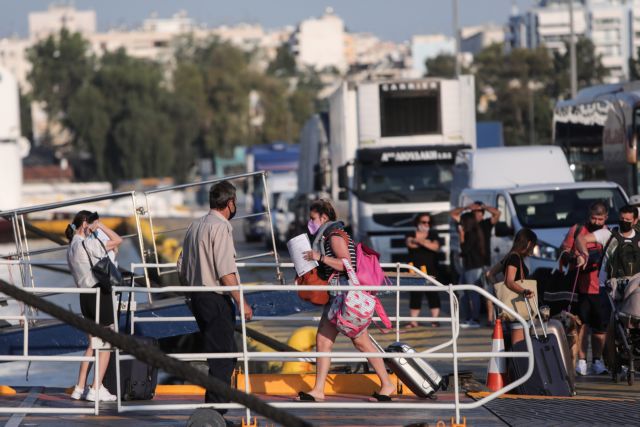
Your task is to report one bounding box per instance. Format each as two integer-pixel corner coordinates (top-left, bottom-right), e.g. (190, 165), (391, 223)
(619, 220), (633, 233)
(586, 222), (604, 232)
(228, 200), (237, 220)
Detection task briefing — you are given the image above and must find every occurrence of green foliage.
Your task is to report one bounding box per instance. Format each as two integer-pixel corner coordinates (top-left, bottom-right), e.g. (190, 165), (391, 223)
(473, 44), (555, 145)
(423, 39), (609, 146)
(27, 29), (92, 124)
(425, 54), (456, 78)
(552, 37), (609, 99)
(27, 32), (321, 183)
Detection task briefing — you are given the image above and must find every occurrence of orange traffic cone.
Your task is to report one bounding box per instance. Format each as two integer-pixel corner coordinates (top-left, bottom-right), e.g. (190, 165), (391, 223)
(486, 319), (507, 391)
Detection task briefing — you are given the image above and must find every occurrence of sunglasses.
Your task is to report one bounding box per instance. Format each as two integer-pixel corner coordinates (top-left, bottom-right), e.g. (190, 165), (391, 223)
(420, 220), (430, 225)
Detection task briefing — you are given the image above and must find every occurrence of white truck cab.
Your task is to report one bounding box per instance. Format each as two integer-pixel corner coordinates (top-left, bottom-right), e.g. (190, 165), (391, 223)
(450, 146), (629, 273)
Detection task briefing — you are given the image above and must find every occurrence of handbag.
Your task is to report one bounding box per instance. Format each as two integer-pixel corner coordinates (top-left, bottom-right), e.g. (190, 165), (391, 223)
(296, 269), (330, 305)
(296, 228), (350, 306)
(82, 238), (123, 293)
(493, 254), (537, 322)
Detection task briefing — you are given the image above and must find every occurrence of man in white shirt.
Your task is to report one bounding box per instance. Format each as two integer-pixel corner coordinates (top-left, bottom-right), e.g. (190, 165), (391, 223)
(576, 204), (639, 375)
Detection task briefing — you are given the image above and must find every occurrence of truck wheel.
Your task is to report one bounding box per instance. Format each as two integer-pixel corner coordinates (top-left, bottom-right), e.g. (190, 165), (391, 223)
(187, 408), (226, 427)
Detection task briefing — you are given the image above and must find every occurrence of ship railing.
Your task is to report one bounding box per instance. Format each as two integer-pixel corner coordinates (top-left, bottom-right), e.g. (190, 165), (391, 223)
(0, 283), (108, 415)
(110, 261), (533, 425)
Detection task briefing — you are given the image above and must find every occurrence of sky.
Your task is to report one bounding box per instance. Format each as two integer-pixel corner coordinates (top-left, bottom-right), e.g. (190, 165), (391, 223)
(2, 0), (537, 42)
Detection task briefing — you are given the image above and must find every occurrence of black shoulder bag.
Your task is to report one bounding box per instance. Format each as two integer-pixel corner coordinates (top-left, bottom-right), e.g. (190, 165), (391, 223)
(82, 238), (123, 293)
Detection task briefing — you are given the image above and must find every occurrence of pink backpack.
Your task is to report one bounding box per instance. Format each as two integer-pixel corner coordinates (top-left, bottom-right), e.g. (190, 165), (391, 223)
(327, 258), (391, 338)
(355, 243), (392, 287)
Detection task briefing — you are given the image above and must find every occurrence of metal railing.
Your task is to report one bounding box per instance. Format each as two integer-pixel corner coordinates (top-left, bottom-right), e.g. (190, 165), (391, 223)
(110, 261), (534, 425)
(0, 280), (109, 415)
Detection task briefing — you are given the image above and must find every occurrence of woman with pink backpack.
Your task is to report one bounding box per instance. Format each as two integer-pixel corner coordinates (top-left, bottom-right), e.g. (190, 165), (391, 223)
(296, 199), (395, 402)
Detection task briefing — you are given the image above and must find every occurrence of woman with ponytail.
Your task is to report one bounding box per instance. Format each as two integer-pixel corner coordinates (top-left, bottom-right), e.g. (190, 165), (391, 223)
(66, 210), (123, 402)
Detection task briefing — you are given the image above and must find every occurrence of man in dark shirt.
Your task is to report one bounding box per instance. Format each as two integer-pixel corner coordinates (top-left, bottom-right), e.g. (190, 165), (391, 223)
(451, 201), (501, 327)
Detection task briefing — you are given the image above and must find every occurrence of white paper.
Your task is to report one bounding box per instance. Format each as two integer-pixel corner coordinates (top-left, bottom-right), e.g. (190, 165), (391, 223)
(287, 234), (318, 276)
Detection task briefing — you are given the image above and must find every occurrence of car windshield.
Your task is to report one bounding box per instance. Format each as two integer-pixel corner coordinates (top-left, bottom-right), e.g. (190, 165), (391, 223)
(511, 187), (627, 229)
(355, 162), (453, 204)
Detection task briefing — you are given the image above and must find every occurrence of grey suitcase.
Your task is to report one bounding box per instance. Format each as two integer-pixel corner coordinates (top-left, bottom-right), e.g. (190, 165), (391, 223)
(371, 336), (445, 399)
(534, 318), (576, 395)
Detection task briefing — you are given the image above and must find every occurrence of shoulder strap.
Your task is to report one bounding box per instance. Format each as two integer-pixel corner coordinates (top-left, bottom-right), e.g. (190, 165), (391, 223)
(517, 253), (525, 282)
(81, 240), (95, 269)
(320, 228), (350, 257)
(572, 224), (584, 241)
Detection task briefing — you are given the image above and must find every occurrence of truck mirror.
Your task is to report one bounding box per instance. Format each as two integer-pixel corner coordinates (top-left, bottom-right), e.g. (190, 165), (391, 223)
(338, 190), (348, 201)
(494, 222), (514, 237)
(338, 165), (348, 189)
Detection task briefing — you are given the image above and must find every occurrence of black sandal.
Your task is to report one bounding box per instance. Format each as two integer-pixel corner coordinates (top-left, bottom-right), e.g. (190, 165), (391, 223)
(297, 391), (316, 402)
(371, 391), (392, 402)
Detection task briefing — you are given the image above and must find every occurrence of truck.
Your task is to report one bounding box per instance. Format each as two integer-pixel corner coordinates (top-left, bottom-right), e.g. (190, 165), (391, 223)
(305, 76), (477, 264)
(450, 146), (628, 274)
(243, 142), (299, 243)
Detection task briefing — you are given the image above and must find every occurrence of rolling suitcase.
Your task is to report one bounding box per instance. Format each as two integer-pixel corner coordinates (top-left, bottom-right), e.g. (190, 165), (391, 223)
(104, 335), (159, 400)
(510, 300), (572, 397)
(371, 336), (445, 399)
(534, 318), (576, 395)
(103, 286), (158, 400)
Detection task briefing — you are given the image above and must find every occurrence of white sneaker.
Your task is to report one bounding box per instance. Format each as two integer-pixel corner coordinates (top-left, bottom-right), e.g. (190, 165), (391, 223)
(86, 385), (117, 402)
(576, 359), (588, 376)
(591, 359), (608, 375)
(70, 385), (87, 400)
(462, 320), (480, 329)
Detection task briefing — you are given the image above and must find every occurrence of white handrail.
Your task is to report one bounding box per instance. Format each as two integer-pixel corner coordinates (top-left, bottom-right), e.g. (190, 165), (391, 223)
(111, 261), (533, 424)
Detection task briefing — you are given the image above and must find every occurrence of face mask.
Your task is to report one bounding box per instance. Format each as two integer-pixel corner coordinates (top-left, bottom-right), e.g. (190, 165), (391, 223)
(307, 219), (321, 235)
(418, 224), (429, 233)
(228, 200), (237, 220)
(586, 223), (603, 232)
(619, 220), (633, 233)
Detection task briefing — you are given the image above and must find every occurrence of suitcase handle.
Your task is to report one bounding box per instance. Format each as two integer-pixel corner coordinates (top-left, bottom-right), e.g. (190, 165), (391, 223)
(524, 297), (548, 339)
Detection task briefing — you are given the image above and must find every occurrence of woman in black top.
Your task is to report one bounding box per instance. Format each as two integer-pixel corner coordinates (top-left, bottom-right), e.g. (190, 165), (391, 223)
(405, 213), (441, 328)
(503, 228), (537, 345)
(299, 199), (395, 402)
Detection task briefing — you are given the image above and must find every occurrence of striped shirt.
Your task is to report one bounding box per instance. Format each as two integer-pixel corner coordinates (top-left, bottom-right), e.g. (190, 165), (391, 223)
(319, 227), (357, 280)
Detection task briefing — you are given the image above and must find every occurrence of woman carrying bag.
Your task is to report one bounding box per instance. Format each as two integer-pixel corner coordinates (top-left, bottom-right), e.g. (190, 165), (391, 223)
(66, 210), (123, 402)
(496, 228), (538, 346)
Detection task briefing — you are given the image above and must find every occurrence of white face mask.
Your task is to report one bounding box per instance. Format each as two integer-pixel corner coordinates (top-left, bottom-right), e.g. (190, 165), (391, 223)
(418, 224), (429, 233)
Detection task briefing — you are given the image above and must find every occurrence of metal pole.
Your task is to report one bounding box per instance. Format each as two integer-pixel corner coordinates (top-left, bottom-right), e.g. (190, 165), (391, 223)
(569, 0), (577, 98)
(453, 0), (461, 77)
(529, 84), (535, 145)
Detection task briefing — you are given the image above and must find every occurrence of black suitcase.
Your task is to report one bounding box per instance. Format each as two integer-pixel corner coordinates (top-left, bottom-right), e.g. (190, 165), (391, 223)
(371, 336), (445, 398)
(103, 286), (158, 400)
(510, 300), (572, 397)
(104, 335), (159, 400)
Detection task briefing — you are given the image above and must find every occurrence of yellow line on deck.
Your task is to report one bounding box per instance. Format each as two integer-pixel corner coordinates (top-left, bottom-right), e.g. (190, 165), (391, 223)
(468, 391), (633, 402)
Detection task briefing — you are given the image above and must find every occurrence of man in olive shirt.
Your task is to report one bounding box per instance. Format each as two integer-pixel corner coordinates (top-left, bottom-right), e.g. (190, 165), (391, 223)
(180, 180), (253, 416)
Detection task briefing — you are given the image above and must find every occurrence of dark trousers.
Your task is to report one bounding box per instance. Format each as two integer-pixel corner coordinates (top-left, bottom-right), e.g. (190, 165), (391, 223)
(190, 292), (237, 412)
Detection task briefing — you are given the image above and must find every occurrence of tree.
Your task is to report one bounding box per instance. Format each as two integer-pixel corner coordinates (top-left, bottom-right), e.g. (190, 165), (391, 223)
(27, 29), (92, 125)
(552, 37), (609, 99)
(425, 54), (456, 78)
(266, 43), (297, 78)
(473, 44), (555, 145)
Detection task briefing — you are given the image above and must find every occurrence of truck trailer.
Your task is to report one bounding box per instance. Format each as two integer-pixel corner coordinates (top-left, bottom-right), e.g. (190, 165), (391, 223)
(295, 76), (477, 264)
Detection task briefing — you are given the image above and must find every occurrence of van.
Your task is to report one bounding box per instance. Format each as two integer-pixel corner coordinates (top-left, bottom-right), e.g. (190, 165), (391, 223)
(450, 147), (629, 273)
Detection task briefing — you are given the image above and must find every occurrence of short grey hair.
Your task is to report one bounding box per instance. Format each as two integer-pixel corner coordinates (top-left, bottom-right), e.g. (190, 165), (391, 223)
(209, 181), (236, 209)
